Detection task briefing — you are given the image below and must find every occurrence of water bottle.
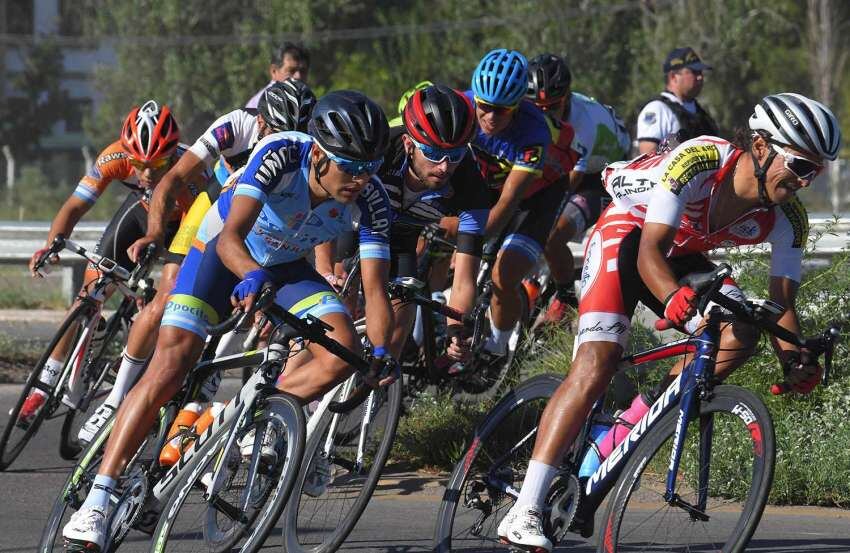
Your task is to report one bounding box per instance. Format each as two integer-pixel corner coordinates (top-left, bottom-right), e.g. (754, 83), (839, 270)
(578, 422), (612, 479)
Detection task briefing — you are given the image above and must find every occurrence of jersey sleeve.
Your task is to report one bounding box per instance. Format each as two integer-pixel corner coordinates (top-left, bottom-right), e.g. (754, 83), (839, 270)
(235, 135), (307, 203)
(188, 109), (257, 167)
(644, 142), (720, 227)
(510, 110), (551, 175)
(767, 197), (807, 282)
(74, 142), (133, 204)
(636, 100), (678, 143)
(450, 155), (490, 236)
(355, 178), (393, 261)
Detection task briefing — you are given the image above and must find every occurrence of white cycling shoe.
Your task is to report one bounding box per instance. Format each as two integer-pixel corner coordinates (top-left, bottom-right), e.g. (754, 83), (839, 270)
(78, 404), (116, 445)
(497, 503), (553, 553)
(63, 506), (107, 552)
(302, 454), (332, 497)
(238, 426), (278, 464)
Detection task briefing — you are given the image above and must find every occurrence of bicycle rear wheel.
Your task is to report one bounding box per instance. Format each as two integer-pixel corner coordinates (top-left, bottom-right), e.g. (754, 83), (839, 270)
(433, 373), (563, 552)
(0, 302), (95, 470)
(150, 392), (305, 553)
(599, 385), (775, 553)
(281, 375), (403, 553)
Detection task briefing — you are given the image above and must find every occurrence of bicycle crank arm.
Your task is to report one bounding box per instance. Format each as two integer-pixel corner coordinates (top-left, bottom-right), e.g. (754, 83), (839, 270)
(208, 494), (249, 524)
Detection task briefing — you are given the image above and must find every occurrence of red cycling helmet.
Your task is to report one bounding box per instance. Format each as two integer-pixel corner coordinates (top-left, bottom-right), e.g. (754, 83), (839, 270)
(402, 84), (477, 149)
(120, 100), (180, 162)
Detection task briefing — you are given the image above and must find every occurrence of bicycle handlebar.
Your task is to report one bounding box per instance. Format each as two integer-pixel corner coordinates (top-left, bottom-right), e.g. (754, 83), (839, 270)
(207, 286), (382, 413)
(654, 263), (841, 393)
(386, 278), (473, 327)
(35, 235), (157, 289)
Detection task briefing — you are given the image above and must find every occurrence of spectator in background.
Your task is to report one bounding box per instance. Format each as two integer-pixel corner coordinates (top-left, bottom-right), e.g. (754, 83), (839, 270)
(636, 46), (718, 154)
(245, 42), (310, 109)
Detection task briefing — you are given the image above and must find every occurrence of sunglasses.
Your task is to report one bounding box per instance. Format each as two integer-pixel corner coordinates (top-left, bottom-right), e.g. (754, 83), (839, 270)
(322, 148), (383, 176)
(410, 137), (467, 164)
(128, 156), (171, 171)
(474, 96), (519, 116)
(770, 144), (822, 181)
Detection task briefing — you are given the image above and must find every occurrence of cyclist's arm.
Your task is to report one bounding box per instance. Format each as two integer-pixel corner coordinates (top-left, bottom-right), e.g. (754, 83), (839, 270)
(768, 276), (802, 358)
(314, 241), (336, 280)
(637, 221), (680, 303)
(485, 169), (536, 237)
(45, 195), (91, 246)
(147, 151), (206, 243)
(568, 170), (585, 192)
(216, 194), (263, 279)
(360, 257), (393, 349)
(447, 252), (478, 325)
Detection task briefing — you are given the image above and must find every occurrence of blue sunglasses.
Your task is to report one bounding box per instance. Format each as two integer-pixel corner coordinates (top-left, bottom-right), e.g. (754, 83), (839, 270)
(323, 149), (383, 176)
(410, 137), (468, 164)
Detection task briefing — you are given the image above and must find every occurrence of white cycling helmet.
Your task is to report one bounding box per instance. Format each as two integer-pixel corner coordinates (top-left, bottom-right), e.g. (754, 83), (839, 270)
(749, 93), (841, 161)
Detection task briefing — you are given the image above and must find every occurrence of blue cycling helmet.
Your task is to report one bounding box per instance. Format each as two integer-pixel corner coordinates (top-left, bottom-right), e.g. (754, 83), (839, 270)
(471, 49), (529, 106)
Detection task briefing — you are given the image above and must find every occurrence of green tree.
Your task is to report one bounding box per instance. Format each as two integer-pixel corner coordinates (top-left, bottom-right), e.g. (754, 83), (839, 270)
(0, 39), (71, 157)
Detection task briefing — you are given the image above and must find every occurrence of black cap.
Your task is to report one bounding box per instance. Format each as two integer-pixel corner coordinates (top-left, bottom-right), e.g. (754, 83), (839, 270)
(663, 47), (711, 73)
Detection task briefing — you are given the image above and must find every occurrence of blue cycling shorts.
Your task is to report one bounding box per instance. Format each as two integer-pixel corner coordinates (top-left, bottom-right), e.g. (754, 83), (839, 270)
(162, 234), (346, 339)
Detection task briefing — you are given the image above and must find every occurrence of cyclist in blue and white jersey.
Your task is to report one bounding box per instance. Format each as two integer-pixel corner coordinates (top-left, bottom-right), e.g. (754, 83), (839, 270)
(465, 48), (560, 365)
(62, 91), (394, 551)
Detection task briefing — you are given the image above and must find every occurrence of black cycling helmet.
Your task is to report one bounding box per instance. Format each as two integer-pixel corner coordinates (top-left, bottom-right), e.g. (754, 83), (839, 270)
(308, 90), (389, 161)
(402, 84), (477, 149)
(527, 53), (572, 103)
(258, 78), (316, 133)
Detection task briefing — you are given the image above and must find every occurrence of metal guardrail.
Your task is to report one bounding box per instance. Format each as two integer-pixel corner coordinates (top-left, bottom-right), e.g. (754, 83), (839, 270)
(0, 219), (846, 302)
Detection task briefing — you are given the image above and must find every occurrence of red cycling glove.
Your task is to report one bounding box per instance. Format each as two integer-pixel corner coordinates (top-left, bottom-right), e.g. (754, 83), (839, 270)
(663, 286), (697, 327)
(782, 351), (822, 394)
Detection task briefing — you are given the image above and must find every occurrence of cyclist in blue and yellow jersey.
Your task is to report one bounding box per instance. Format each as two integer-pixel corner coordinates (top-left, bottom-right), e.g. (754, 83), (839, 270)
(464, 48), (560, 365)
(74, 79), (317, 445)
(62, 90), (395, 552)
(528, 53), (631, 323)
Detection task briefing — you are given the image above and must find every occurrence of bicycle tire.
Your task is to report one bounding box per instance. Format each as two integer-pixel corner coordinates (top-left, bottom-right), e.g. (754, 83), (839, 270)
(0, 301), (95, 470)
(433, 373), (564, 553)
(59, 300), (134, 460)
(598, 384), (775, 553)
(150, 392), (306, 553)
(281, 375), (403, 553)
(39, 405), (170, 552)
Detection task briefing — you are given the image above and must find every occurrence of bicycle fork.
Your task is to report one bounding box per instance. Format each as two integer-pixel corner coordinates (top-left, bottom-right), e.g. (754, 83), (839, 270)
(664, 324), (718, 520)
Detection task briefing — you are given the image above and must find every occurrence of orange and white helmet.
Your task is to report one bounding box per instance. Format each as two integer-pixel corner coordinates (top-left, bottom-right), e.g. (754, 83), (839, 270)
(120, 100), (180, 162)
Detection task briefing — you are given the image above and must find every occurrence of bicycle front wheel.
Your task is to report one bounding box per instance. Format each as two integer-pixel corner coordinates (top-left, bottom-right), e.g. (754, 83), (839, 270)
(150, 392), (305, 553)
(599, 384), (775, 553)
(433, 373), (563, 553)
(281, 375), (403, 553)
(0, 302), (95, 470)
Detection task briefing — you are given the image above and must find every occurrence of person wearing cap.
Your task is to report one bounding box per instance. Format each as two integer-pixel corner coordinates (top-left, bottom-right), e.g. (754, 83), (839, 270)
(636, 46), (719, 154)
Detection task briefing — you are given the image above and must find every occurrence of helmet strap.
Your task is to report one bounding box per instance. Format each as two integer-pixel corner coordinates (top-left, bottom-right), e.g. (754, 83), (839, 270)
(750, 148), (777, 207)
(311, 155), (334, 203)
(405, 147), (429, 186)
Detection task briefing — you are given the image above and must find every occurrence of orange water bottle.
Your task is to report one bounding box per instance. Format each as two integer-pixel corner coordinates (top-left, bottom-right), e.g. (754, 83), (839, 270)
(159, 402), (204, 466)
(522, 278), (541, 308)
(183, 402), (227, 452)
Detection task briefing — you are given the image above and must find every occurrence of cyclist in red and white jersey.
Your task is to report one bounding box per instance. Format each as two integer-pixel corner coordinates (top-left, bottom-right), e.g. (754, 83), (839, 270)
(498, 93), (842, 551)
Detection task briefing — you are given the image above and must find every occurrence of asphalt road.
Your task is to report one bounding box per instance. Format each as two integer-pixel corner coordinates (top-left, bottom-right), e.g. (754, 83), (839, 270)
(0, 383), (849, 553)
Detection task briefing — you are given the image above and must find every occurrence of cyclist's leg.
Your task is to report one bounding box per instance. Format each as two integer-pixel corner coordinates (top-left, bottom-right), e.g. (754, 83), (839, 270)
(488, 185), (565, 355)
(499, 219), (638, 550)
(271, 259), (359, 402)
